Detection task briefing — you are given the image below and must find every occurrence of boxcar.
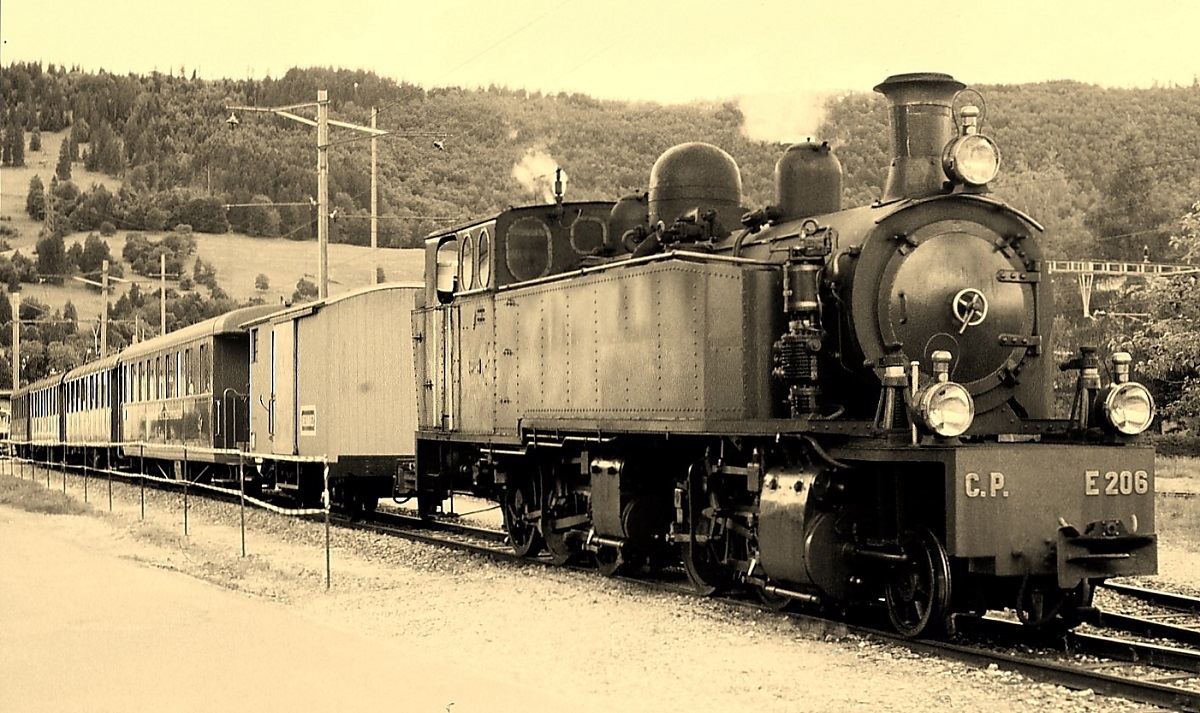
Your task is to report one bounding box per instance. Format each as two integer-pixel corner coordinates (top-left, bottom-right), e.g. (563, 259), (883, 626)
(244, 283), (423, 509)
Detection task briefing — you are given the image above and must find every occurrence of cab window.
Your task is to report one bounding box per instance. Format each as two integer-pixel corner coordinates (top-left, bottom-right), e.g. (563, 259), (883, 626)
(506, 217), (552, 281)
(459, 232), (476, 291)
(435, 237), (459, 303)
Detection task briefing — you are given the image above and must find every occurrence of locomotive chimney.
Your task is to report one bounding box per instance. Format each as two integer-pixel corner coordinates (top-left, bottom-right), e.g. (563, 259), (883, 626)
(874, 72), (965, 202)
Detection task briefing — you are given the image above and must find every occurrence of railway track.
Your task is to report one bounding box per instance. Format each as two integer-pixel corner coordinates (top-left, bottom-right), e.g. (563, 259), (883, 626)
(10, 460), (1200, 710)
(345, 505), (1200, 711)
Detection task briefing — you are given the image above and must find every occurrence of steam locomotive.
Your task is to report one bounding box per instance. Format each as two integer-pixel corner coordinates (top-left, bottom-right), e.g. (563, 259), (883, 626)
(411, 73), (1158, 636)
(10, 72), (1157, 638)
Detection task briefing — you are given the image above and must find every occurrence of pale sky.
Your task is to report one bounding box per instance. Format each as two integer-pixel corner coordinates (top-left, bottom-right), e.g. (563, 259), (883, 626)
(2, 0), (1196, 104)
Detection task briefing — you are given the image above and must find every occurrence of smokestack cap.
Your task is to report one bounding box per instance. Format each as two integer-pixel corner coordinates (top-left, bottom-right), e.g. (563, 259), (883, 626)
(873, 72), (965, 95)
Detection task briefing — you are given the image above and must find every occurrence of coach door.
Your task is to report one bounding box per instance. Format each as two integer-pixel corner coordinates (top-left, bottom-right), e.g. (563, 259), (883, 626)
(270, 320), (299, 455)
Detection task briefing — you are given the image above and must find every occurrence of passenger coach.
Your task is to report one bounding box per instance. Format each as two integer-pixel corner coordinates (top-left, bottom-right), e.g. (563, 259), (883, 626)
(116, 305), (276, 473)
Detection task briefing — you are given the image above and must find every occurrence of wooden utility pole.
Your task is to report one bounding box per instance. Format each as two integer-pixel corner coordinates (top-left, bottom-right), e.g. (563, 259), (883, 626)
(316, 90), (330, 299)
(160, 253), (167, 336)
(225, 93), (389, 298)
(100, 259), (109, 358)
(371, 107), (379, 284)
(11, 292), (19, 391)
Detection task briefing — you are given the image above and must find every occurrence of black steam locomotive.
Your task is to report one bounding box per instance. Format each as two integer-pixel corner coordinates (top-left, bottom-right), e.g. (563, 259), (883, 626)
(413, 73), (1157, 636)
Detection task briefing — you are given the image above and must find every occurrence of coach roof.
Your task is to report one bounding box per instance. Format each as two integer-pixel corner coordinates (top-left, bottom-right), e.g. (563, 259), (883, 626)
(117, 304), (279, 363)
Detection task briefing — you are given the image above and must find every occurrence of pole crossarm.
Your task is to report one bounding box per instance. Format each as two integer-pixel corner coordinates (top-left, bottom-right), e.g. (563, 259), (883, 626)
(226, 101), (318, 113)
(274, 110), (318, 127)
(71, 275), (105, 289)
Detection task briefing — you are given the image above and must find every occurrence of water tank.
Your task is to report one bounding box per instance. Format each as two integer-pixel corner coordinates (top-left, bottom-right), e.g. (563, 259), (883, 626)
(648, 142), (743, 233)
(775, 141), (842, 220)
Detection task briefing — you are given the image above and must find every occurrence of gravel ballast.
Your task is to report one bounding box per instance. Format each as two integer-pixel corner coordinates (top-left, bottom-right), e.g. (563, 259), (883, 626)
(1, 467), (1189, 712)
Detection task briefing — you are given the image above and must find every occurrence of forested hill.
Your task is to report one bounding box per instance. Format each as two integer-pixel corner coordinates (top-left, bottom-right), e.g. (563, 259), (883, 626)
(3, 64), (1199, 260)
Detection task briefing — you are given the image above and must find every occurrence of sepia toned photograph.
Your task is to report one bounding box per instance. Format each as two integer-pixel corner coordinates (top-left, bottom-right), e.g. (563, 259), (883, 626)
(1, 1), (1199, 710)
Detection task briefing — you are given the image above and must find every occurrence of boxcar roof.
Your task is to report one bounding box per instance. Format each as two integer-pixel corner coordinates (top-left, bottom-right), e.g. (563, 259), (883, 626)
(240, 282), (423, 328)
(118, 304), (279, 363)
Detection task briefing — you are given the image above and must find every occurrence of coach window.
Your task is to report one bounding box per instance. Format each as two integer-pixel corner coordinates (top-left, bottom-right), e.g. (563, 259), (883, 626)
(176, 351), (183, 397)
(185, 348), (194, 395)
(507, 217), (552, 281)
(155, 357), (162, 400)
(477, 229), (491, 288)
(435, 236), (459, 303)
(200, 344), (211, 393)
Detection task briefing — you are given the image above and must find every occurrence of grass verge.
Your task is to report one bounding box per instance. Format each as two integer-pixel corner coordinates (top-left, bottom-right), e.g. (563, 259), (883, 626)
(0, 472), (91, 516)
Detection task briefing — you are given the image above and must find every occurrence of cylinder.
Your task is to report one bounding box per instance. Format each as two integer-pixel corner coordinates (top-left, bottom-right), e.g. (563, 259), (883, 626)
(873, 72), (965, 201)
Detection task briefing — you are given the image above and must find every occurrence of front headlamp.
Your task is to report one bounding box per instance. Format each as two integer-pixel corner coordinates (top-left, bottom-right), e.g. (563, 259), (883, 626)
(917, 382), (975, 437)
(943, 134), (1001, 186)
(1101, 382), (1155, 435)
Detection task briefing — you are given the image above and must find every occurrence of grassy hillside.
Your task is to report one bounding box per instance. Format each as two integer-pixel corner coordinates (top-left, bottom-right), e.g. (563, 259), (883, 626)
(0, 130), (424, 323)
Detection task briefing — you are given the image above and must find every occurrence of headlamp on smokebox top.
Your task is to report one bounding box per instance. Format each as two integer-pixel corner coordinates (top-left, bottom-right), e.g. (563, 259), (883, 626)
(943, 133), (1000, 186)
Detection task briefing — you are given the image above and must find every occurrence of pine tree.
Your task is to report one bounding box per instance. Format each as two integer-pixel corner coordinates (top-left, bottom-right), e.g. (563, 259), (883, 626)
(10, 122), (25, 167)
(1084, 132), (1174, 262)
(25, 175), (46, 221)
(29, 127), (42, 153)
(1, 119), (12, 166)
(3, 118), (25, 167)
(55, 137), (72, 180)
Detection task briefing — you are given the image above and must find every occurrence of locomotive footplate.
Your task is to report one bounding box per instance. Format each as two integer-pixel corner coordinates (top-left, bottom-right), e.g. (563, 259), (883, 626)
(829, 442), (1157, 584)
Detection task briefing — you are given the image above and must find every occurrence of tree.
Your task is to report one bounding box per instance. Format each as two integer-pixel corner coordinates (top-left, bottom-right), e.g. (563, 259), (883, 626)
(11, 251), (38, 283)
(29, 127), (41, 153)
(246, 195), (281, 237)
(1117, 202), (1200, 432)
(193, 257), (218, 289)
(55, 136), (72, 180)
(35, 231), (68, 283)
(3, 117), (25, 167)
(291, 277), (319, 303)
(25, 175), (45, 221)
(1084, 133), (1174, 262)
(79, 233), (115, 275)
(255, 273), (270, 291)
(0, 256), (21, 291)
